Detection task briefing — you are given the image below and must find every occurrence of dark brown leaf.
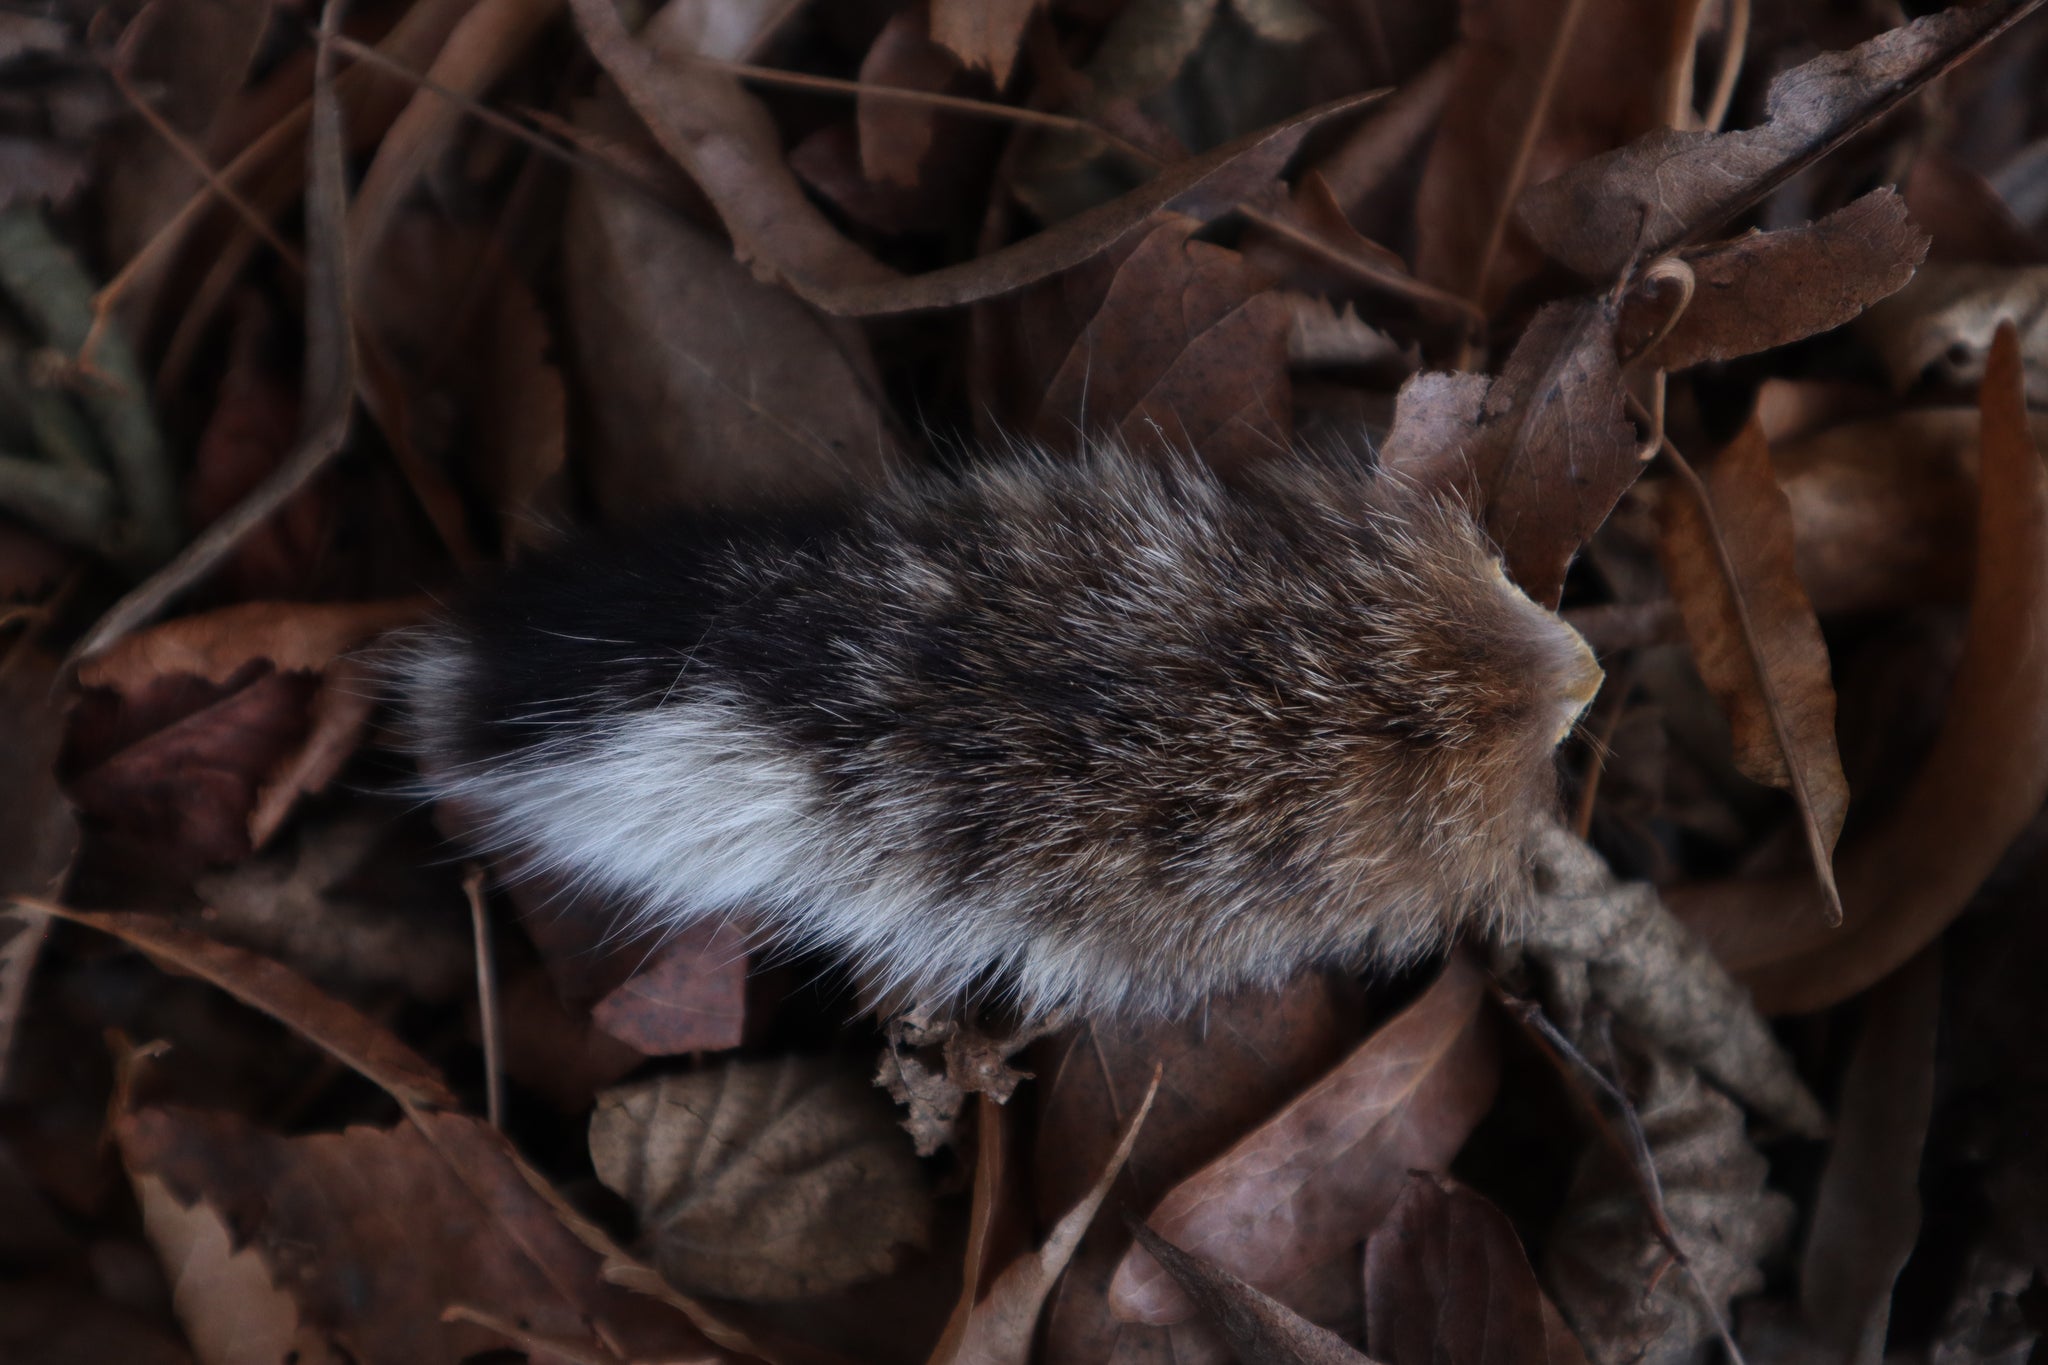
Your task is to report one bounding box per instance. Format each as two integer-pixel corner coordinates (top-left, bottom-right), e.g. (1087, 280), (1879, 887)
(1128, 1220), (1375, 1365)
(1415, 0), (1696, 308)
(1384, 300), (1636, 605)
(1363, 1174), (1587, 1365)
(121, 1104), (717, 1363)
(1641, 190), (1929, 371)
(1518, 0), (2047, 280)
(1678, 323), (2048, 1009)
(588, 918), (749, 1055)
(22, 901), (458, 1109)
(1798, 950), (1941, 1365)
(1036, 972), (1365, 1364)
(1031, 213), (1293, 469)
(859, 8), (962, 188)
(1112, 954), (1499, 1325)
(65, 662), (319, 866)
(1657, 416), (1848, 917)
(561, 105), (899, 515)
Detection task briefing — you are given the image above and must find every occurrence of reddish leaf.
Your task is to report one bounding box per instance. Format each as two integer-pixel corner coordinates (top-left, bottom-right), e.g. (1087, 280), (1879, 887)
(1036, 972), (1365, 1363)
(1678, 323), (2048, 1008)
(1128, 1220), (1376, 1365)
(119, 1104), (717, 1364)
(1112, 955), (1500, 1325)
(935, 1069), (1158, 1365)
(1383, 301), (1635, 605)
(589, 918), (749, 1055)
(1415, 0), (1697, 307)
(1640, 190), (1929, 372)
(65, 662), (317, 866)
(859, 8), (962, 189)
(24, 902), (457, 1109)
(1519, 0), (2047, 279)
(1363, 1174), (1587, 1365)
(1657, 415), (1848, 920)
(567, 0), (900, 305)
(1031, 213), (1293, 470)
(77, 598), (424, 693)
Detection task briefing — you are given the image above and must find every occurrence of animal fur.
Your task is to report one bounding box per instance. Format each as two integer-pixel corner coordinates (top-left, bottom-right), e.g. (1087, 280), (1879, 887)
(390, 443), (1602, 1017)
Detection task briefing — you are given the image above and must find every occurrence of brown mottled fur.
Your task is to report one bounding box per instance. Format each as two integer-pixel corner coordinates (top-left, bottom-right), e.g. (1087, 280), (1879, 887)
(393, 443), (1601, 1016)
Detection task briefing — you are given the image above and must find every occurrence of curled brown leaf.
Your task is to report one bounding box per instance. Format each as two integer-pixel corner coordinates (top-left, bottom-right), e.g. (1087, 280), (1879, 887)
(1111, 954), (1499, 1326)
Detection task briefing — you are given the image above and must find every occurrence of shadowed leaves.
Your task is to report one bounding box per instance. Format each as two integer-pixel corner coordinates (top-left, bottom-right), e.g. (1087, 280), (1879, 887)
(1363, 1174), (1588, 1365)
(1519, 0), (2047, 280)
(1112, 955), (1498, 1325)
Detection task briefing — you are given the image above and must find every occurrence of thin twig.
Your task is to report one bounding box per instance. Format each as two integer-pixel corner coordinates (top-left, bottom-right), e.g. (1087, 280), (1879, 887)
(688, 52), (1165, 173)
(66, 0), (361, 667)
(106, 61), (305, 271)
(1235, 203), (1488, 325)
(326, 32), (684, 210)
(462, 866), (503, 1131)
(1463, 0), (1591, 323)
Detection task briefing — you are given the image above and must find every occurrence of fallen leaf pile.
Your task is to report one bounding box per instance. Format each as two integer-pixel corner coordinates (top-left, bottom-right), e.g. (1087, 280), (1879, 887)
(3, 0), (2048, 1360)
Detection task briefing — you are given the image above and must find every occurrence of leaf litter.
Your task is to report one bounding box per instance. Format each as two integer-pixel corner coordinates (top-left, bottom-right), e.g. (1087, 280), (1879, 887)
(5, 0), (2048, 1361)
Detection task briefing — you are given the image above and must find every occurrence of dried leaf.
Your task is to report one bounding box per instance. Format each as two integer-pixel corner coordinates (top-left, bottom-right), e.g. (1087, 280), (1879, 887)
(1798, 950), (1941, 1365)
(1681, 323), (2048, 1010)
(1363, 1174), (1588, 1365)
(19, 901), (458, 1109)
(1642, 191), (1929, 371)
(878, 1011), (1051, 1156)
(567, 0), (902, 301)
(1541, 1049), (1794, 1365)
(65, 662), (320, 866)
(938, 1068), (1160, 1365)
(858, 8), (961, 188)
(1416, 0), (1698, 307)
(591, 1055), (934, 1301)
(1657, 416), (1847, 910)
(1519, 0), (2048, 280)
(1031, 213), (1292, 469)
(67, 0), (358, 664)
(247, 657), (377, 849)
(346, 0), (563, 274)
(1383, 300), (1636, 605)
(1520, 825), (1827, 1139)
(589, 918), (749, 1055)
(473, 281), (569, 556)
(930, 0), (1038, 85)
(1112, 954), (1499, 1326)
(78, 598), (423, 692)
(1128, 1220), (1375, 1365)
(120, 1105), (716, 1363)
(655, 79), (1373, 316)
(561, 116), (899, 515)
(1036, 972), (1364, 1364)
(130, 1168), (334, 1365)
(191, 811), (471, 1002)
